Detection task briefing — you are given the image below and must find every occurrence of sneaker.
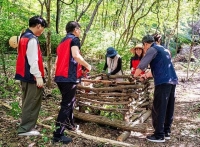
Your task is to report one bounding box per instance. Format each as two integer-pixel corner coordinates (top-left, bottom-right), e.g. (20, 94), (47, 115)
(52, 136), (72, 144)
(165, 133), (170, 140)
(18, 130), (40, 136)
(146, 135), (165, 143)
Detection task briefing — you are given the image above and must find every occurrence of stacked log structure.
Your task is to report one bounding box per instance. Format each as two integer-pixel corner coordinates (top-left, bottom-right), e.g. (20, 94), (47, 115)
(75, 74), (152, 132)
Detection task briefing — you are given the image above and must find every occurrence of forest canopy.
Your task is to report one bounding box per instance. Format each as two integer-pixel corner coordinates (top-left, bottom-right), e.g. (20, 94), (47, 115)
(0, 0), (200, 62)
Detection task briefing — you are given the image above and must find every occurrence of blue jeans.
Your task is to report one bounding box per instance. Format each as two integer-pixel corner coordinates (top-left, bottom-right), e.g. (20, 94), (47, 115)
(53, 82), (77, 137)
(152, 83), (176, 138)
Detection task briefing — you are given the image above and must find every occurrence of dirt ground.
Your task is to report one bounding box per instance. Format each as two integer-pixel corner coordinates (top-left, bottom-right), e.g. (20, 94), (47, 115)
(0, 62), (200, 147)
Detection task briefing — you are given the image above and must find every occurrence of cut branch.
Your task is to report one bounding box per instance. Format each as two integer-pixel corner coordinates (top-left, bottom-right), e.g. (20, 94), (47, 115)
(74, 109), (147, 132)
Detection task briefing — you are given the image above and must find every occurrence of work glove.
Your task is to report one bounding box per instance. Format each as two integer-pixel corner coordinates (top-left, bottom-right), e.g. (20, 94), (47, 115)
(36, 77), (44, 88)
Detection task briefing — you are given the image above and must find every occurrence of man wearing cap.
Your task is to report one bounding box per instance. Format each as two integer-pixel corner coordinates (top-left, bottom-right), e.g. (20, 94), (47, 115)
(15, 15), (47, 136)
(102, 47), (123, 81)
(133, 35), (178, 143)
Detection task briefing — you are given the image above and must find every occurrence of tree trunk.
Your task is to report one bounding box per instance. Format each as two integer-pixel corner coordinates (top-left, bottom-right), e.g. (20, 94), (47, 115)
(45, 0), (52, 88)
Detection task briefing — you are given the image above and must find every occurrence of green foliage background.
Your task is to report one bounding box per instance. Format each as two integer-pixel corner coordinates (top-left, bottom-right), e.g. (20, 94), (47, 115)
(0, 0), (200, 70)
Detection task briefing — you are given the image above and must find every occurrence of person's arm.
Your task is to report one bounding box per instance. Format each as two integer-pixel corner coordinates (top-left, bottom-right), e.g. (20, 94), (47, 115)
(27, 38), (41, 77)
(103, 56), (108, 71)
(26, 38), (43, 87)
(111, 57), (122, 75)
(71, 46), (91, 70)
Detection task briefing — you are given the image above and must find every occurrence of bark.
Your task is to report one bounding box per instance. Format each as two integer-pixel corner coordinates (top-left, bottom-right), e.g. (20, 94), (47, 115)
(131, 110), (151, 125)
(45, 0), (52, 88)
(77, 85), (144, 92)
(117, 131), (131, 142)
(76, 93), (133, 102)
(81, 0), (103, 46)
(74, 110), (147, 132)
(130, 110), (147, 122)
(81, 79), (113, 84)
(77, 102), (128, 114)
(77, 97), (132, 105)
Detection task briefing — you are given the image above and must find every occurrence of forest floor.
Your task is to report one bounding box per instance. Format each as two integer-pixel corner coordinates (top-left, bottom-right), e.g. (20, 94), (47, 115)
(0, 62), (200, 147)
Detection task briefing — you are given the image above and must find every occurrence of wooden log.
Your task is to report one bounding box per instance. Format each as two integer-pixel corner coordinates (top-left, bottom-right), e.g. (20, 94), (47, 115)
(77, 85), (144, 92)
(131, 110), (151, 125)
(130, 110), (147, 122)
(74, 109), (147, 132)
(140, 102), (150, 107)
(100, 92), (138, 98)
(101, 74), (132, 79)
(77, 97), (132, 105)
(88, 73), (102, 79)
(37, 121), (137, 147)
(77, 102), (128, 114)
(116, 81), (135, 85)
(117, 131), (131, 142)
(76, 94), (132, 102)
(81, 79), (115, 84)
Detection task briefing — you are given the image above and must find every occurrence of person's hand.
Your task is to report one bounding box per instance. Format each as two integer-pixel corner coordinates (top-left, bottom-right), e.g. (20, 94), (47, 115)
(36, 77), (44, 88)
(86, 64), (92, 71)
(131, 67), (134, 72)
(129, 75), (136, 82)
(139, 74), (147, 82)
(82, 69), (89, 78)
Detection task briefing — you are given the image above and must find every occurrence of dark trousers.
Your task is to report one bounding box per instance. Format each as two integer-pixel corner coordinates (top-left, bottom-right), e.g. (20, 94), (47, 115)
(152, 83), (176, 138)
(53, 82), (77, 137)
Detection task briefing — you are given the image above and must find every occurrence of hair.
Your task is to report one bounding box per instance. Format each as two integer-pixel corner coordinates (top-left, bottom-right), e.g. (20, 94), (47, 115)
(152, 33), (162, 42)
(29, 15), (47, 28)
(142, 35), (154, 44)
(65, 21), (81, 33)
(133, 48), (144, 60)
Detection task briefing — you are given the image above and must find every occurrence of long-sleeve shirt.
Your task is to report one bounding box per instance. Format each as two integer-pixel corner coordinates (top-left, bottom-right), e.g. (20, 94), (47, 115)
(103, 56), (122, 75)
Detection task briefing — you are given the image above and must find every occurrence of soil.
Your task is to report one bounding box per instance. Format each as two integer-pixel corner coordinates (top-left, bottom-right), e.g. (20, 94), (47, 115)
(0, 62), (200, 147)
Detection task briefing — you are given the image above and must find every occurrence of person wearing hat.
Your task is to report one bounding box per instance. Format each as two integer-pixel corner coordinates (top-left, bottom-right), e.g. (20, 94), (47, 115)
(130, 44), (145, 75)
(15, 16), (47, 136)
(102, 47), (123, 81)
(133, 35), (178, 143)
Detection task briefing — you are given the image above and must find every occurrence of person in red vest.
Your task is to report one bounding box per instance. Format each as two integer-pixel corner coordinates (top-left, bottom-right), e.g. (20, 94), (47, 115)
(15, 16), (47, 136)
(53, 21), (91, 144)
(130, 44), (145, 75)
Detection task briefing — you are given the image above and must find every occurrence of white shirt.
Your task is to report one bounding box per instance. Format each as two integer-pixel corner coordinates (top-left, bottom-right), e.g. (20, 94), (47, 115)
(26, 38), (42, 77)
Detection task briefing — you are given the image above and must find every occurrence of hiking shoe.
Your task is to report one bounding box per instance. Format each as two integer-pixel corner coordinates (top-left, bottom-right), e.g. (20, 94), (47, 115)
(18, 130), (40, 136)
(165, 133), (170, 140)
(146, 135), (165, 143)
(52, 136), (72, 144)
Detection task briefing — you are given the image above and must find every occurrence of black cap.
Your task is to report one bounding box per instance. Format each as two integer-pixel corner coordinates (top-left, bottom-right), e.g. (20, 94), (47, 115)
(142, 35), (155, 44)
